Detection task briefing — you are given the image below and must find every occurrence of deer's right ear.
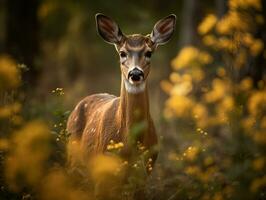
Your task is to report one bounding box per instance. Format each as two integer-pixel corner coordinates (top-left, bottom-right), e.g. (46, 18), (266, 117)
(95, 13), (124, 45)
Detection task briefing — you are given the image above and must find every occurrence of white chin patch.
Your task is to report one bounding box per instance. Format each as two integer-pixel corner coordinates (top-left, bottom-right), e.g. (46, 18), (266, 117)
(124, 79), (146, 94)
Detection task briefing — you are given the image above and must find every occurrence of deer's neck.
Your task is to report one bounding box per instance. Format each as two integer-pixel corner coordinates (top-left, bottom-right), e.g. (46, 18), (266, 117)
(118, 76), (150, 137)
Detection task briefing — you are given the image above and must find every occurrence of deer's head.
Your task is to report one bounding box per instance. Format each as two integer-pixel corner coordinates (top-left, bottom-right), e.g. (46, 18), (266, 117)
(96, 13), (176, 93)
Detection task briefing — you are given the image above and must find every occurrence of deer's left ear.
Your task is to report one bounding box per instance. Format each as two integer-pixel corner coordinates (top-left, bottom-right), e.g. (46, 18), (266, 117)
(150, 14), (176, 46)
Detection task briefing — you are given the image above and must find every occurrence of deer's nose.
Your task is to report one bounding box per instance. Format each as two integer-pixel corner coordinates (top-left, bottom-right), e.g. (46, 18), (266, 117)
(128, 68), (144, 82)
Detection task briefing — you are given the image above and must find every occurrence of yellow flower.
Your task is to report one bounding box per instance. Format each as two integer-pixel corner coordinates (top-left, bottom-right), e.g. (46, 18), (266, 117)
(172, 46), (213, 70)
(204, 79), (229, 103)
(184, 146), (199, 161)
(198, 14), (217, 35)
(169, 72), (181, 83)
(202, 35), (217, 47)
(0, 102), (21, 119)
(221, 96), (234, 112)
(89, 154), (122, 181)
(165, 95), (194, 117)
(260, 117), (266, 129)
(185, 165), (200, 175)
(190, 68), (205, 82)
(216, 67), (226, 77)
(216, 11), (250, 34)
(234, 50), (247, 68)
(5, 121), (51, 190)
(171, 46), (199, 69)
(250, 39), (264, 56)
(253, 157), (265, 171)
(250, 176), (266, 192)
(253, 131), (266, 144)
(240, 77), (253, 91)
(0, 55), (20, 91)
(0, 139), (9, 150)
(160, 80), (173, 94)
(248, 91), (266, 116)
(242, 117), (256, 131)
(171, 80), (193, 96)
(229, 0), (262, 10)
(199, 51), (213, 64)
(213, 192), (223, 200)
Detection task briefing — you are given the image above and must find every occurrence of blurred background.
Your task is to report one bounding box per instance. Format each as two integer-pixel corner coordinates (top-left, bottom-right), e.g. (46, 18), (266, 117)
(0, 0), (266, 200)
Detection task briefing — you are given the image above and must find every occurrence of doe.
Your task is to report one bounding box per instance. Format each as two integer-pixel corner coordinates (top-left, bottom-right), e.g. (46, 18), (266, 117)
(67, 13), (176, 172)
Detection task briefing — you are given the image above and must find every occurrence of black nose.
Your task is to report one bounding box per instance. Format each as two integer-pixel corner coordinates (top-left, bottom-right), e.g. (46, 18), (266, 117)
(128, 69), (144, 82)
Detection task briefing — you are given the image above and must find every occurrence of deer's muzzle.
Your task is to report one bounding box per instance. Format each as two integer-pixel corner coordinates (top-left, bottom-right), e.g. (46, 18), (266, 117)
(128, 68), (144, 83)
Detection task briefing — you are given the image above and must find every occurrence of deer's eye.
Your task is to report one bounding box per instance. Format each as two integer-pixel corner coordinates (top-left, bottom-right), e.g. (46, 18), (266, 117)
(120, 51), (127, 58)
(145, 51), (152, 58)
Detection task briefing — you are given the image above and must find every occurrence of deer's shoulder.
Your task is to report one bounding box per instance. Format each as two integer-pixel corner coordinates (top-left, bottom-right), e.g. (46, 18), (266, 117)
(67, 93), (118, 137)
(73, 93), (117, 112)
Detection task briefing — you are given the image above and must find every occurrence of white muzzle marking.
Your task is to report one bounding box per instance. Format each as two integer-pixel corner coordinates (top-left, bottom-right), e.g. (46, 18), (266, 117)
(124, 79), (146, 94)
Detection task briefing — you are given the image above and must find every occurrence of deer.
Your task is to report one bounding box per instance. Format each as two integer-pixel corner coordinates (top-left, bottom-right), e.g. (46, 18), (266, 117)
(67, 13), (176, 180)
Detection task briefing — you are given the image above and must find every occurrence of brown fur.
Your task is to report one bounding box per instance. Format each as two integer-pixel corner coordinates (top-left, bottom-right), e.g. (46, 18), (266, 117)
(67, 74), (158, 167)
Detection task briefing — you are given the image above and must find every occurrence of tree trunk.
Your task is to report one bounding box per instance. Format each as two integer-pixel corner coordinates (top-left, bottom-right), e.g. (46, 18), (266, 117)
(178, 0), (201, 47)
(5, 0), (40, 86)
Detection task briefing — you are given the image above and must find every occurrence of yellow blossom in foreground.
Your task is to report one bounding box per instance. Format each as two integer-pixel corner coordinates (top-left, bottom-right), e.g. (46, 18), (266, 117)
(184, 146), (199, 161)
(171, 80), (193, 96)
(172, 46), (213, 70)
(253, 157), (265, 171)
(242, 117), (256, 130)
(204, 79), (229, 103)
(229, 0), (262, 10)
(213, 192), (223, 200)
(198, 14), (217, 35)
(171, 46), (199, 69)
(250, 39), (264, 56)
(5, 121), (52, 191)
(0, 55), (20, 91)
(216, 11), (250, 34)
(0, 139), (9, 150)
(193, 103), (208, 127)
(248, 91), (266, 116)
(253, 131), (266, 144)
(0, 102), (21, 119)
(160, 80), (173, 94)
(190, 68), (205, 82)
(89, 154), (123, 181)
(185, 165), (201, 175)
(107, 142), (124, 150)
(250, 176), (266, 192)
(202, 35), (217, 47)
(165, 95), (194, 117)
(240, 77), (253, 91)
(169, 72), (181, 83)
(216, 67), (226, 77)
(40, 169), (89, 200)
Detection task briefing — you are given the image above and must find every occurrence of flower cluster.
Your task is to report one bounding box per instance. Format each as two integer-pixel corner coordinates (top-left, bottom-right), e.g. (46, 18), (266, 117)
(162, 0), (266, 199)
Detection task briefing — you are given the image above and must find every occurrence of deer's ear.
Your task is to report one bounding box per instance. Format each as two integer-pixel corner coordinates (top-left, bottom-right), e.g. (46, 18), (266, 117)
(150, 14), (176, 46)
(95, 13), (124, 45)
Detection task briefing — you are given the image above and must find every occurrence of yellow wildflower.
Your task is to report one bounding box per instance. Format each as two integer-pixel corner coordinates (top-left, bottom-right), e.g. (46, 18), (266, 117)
(202, 35), (217, 47)
(171, 46), (199, 69)
(0, 55), (20, 91)
(240, 77), (253, 91)
(248, 91), (266, 116)
(204, 79), (229, 103)
(198, 14), (217, 35)
(250, 39), (264, 56)
(184, 146), (199, 161)
(250, 176), (266, 192)
(253, 157), (264, 171)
